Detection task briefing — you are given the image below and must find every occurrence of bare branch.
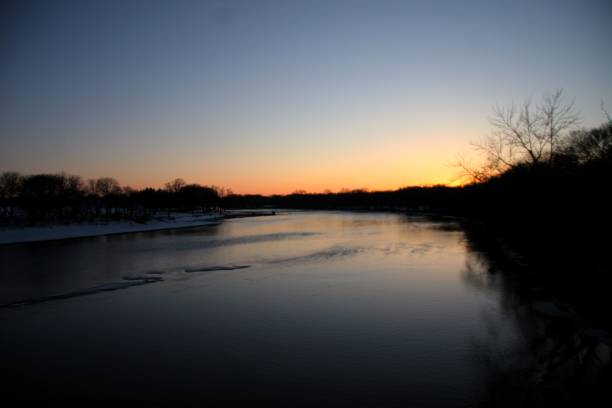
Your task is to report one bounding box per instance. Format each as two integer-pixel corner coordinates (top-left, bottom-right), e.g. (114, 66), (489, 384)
(474, 90), (581, 174)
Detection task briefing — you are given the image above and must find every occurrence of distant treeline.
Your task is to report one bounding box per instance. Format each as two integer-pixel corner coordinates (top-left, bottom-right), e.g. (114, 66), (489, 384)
(2, 119), (609, 228)
(227, 119), (612, 216)
(0, 174), (222, 224)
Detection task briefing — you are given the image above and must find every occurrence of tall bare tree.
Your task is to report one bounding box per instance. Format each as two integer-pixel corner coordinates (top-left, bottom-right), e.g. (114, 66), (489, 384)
(458, 90), (581, 182)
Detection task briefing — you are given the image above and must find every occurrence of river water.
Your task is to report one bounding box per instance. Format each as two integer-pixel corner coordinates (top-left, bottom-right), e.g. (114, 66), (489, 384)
(0, 211), (607, 406)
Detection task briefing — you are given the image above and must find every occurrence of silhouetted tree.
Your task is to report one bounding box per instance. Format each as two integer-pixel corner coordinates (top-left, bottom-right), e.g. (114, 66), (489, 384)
(178, 184), (219, 212)
(0, 171), (235, 225)
(164, 178), (186, 194)
(460, 90), (580, 182)
(19, 174), (66, 221)
(562, 121), (612, 165)
(94, 177), (122, 197)
(86, 178), (97, 195)
(62, 174), (84, 197)
(0, 171), (22, 199)
(211, 185), (231, 198)
(0, 171), (22, 219)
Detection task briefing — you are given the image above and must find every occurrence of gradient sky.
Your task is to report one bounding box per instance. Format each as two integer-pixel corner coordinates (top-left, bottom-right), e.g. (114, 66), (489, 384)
(2, 0), (611, 194)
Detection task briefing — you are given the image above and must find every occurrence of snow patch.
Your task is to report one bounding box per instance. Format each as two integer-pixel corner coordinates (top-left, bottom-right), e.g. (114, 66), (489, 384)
(0, 213), (222, 245)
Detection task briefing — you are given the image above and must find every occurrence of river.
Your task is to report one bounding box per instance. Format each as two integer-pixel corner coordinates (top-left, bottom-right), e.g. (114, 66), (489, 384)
(0, 211), (607, 406)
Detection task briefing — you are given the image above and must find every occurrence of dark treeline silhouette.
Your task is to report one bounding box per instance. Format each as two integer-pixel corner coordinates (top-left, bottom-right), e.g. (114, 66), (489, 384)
(0, 174), (222, 224)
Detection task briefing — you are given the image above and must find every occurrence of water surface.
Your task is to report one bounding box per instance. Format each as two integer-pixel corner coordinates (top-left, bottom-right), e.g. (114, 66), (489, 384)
(1, 211), (594, 406)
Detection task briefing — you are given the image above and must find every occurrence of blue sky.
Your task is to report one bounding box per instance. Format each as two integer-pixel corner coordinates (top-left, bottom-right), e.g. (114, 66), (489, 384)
(2, 0), (611, 193)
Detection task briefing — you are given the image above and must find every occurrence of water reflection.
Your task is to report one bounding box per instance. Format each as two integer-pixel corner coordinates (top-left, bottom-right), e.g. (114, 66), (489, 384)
(461, 228), (612, 407)
(0, 211), (609, 406)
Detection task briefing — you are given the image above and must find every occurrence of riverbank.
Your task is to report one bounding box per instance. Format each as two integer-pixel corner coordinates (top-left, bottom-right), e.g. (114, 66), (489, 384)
(0, 213), (223, 245)
(0, 210), (281, 245)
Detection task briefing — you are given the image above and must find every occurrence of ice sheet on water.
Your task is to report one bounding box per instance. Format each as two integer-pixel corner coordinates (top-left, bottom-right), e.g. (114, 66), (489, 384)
(198, 232), (319, 248)
(184, 265), (251, 273)
(122, 275), (164, 281)
(270, 246), (364, 264)
(0, 276), (163, 309)
(267, 242), (439, 265)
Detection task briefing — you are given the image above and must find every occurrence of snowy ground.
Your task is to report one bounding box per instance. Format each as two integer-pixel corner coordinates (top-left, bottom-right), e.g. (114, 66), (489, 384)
(0, 213), (223, 245)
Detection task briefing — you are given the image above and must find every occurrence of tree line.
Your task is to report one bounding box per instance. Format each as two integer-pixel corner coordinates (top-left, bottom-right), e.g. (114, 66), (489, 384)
(0, 174), (223, 225)
(2, 92), (610, 230)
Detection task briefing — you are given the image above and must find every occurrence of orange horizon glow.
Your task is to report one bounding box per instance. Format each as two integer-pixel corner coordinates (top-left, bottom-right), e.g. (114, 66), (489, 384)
(107, 161), (467, 196)
(127, 178), (459, 196)
(10, 127), (476, 195)
(75, 130), (473, 195)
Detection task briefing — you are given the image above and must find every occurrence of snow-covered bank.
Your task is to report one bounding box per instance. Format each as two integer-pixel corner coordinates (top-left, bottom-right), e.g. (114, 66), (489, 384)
(0, 213), (223, 245)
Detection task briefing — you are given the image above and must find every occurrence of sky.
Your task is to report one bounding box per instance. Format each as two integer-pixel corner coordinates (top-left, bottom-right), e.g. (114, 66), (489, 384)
(1, 0), (611, 194)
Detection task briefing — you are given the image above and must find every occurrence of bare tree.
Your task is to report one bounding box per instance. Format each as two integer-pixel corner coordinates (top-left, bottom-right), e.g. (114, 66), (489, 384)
(454, 155), (495, 184)
(62, 174), (84, 197)
(563, 122), (612, 164)
(95, 177), (122, 197)
(164, 178), (186, 194)
(211, 185), (229, 198)
(539, 90), (581, 166)
(457, 90), (580, 182)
